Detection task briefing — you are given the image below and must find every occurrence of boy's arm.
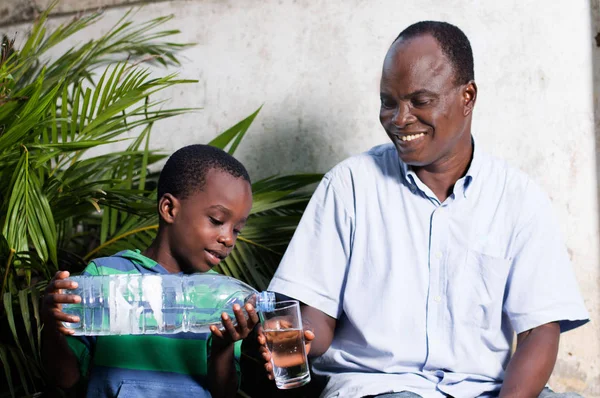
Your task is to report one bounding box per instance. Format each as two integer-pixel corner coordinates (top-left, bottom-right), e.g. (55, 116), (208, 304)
(209, 303), (259, 398)
(41, 271), (82, 389)
(42, 326), (81, 389)
(499, 322), (560, 398)
(208, 339), (239, 398)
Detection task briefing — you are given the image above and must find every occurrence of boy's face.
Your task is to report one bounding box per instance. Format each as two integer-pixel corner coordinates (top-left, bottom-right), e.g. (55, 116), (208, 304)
(164, 168), (253, 273)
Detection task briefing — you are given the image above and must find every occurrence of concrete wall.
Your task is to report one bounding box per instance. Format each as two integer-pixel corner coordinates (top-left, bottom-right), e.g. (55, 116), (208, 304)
(2, 0), (599, 395)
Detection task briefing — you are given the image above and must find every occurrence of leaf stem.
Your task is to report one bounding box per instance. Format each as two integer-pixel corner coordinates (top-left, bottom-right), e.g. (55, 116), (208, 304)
(84, 225), (158, 261)
(1, 248), (16, 304)
(236, 236), (281, 255)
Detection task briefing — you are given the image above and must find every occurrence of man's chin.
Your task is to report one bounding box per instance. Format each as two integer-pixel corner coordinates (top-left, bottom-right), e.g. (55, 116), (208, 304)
(396, 150), (430, 167)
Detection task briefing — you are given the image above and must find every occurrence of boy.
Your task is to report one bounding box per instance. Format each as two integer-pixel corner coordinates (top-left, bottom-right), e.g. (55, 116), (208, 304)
(42, 144), (256, 398)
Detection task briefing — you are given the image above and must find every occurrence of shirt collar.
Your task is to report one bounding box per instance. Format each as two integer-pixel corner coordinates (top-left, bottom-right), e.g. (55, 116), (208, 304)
(461, 136), (482, 198)
(398, 135), (482, 199)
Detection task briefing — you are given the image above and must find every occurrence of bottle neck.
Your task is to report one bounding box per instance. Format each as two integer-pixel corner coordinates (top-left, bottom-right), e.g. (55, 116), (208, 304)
(256, 291), (275, 312)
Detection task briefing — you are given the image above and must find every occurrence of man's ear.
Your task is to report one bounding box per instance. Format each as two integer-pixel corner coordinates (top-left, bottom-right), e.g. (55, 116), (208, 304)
(158, 193), (179, 224)
(463, 81), (477, 117)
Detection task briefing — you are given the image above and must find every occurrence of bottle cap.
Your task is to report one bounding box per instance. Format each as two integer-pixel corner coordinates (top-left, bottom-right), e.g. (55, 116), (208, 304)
(256, 291), (275, 312)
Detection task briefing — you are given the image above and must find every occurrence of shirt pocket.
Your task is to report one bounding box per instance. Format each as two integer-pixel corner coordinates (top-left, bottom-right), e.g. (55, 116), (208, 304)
(115, 380), (211, 398)
(447, 249), (511, 329)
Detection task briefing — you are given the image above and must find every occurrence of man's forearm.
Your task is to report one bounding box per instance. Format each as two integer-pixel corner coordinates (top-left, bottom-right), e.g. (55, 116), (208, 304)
(301, 305), (336, 358)
(500, 322), (560, 398)
(274, 293), (336, 358)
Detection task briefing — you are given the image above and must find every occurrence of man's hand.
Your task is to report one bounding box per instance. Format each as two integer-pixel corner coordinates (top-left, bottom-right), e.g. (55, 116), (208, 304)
(256, 321), (315, 380)
(42, 271), (81, 335)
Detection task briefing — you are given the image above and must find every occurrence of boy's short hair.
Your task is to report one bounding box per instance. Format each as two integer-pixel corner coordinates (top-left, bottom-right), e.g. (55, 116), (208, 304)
(157, 144), (251, 200)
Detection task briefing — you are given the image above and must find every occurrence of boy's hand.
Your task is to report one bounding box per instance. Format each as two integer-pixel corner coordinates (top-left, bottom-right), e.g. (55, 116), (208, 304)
(210, 303), (259, 346)
(42, 271), (81, 335)
(257, 323), (314, 380)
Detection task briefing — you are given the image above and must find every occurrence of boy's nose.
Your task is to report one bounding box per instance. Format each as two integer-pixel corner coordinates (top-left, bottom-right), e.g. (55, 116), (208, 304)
(217, 233), (234, 247)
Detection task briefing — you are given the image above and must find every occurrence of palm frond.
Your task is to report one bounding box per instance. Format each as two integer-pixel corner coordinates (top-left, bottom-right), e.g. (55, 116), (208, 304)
(0, 4), (199, 396)
(0, 344), (15, 398)
(208, 106), (262, 155)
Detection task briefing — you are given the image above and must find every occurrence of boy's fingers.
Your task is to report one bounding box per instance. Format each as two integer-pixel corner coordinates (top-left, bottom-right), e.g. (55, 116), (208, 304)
(57, 326), (76, 335)
(232, 305), (248, 332)
(245, 303), (259, 326)
(210, 325), (223, 339)
(52, 280), (78, 290)
(52, 310), (80, 323)
(54, 270), (69, 279)
(49, 294), (81, 304)
(221, 313), (238, 339)
(45, 272), (75, 296)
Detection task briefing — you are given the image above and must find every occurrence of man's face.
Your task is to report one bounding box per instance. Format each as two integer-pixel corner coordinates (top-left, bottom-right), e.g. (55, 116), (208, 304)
(379, 34), (475, 168)
(167, 168), (253, 273)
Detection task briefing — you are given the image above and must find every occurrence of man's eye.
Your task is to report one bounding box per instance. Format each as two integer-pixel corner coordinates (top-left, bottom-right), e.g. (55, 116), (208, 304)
(380, 97), (396, 109)
(412, 98), (431, 106)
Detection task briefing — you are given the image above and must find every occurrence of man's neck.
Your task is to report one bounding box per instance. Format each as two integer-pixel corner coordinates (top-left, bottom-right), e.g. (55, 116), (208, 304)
(413, 140), (474, 203)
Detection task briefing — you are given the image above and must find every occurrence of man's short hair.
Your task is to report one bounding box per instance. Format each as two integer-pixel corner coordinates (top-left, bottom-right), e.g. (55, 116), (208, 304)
(394, 21), (474, 85)
(157, 144), (251, 200)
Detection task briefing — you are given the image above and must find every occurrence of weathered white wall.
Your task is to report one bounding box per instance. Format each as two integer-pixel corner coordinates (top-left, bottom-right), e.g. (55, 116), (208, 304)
(3, 0), (599, 395)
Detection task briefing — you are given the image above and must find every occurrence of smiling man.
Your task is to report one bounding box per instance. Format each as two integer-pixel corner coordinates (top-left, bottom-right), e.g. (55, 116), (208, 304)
(265, 21), (589, 398)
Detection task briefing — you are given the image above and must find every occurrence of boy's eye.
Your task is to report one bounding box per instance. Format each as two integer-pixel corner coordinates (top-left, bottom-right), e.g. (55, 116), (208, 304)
(209, 217), (223, 226)
(233, 229), (241, 235)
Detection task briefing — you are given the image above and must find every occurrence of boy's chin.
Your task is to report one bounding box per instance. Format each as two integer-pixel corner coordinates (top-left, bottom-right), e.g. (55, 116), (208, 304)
(180, 262), (213, 274)
(192, 263), (214, 273)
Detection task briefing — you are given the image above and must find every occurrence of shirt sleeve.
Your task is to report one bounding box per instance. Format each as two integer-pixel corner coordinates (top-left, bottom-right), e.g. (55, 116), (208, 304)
(503, 181), (589, 334)
(268, 172), (354, 319)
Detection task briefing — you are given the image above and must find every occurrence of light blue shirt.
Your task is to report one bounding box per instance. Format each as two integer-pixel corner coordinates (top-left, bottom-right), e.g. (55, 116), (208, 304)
(268, 141), (589, 398)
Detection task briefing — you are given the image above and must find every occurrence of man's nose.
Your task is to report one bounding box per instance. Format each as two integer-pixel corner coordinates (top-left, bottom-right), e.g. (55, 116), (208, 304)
(392, 103), (416, 128)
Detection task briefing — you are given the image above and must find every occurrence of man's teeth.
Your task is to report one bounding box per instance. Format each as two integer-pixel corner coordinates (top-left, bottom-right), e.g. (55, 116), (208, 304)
(400, 133), (425, 142)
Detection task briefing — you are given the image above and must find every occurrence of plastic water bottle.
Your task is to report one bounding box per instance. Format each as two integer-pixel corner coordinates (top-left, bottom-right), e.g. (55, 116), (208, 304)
(61, 273), (275, 336)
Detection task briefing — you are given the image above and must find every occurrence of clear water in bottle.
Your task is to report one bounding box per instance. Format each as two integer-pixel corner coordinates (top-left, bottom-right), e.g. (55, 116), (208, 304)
(62, 274), (274, 335)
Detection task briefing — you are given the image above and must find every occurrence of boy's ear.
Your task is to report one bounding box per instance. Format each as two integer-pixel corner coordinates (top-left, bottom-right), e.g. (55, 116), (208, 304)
(158, 193), (180, 224)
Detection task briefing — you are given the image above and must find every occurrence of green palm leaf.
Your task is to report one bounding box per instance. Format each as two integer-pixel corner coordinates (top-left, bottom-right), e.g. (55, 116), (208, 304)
(0, 3), (200, 396)
(0, 2), (323, 397)
(2, 148), (58, 266)
(0, 344), (15, 398)
(208, 106), (262, 154)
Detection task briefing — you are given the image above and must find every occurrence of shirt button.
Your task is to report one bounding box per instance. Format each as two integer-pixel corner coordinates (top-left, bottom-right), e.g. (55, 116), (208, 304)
(434, 296), (442, 303)
(435, 251), (442, 259)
